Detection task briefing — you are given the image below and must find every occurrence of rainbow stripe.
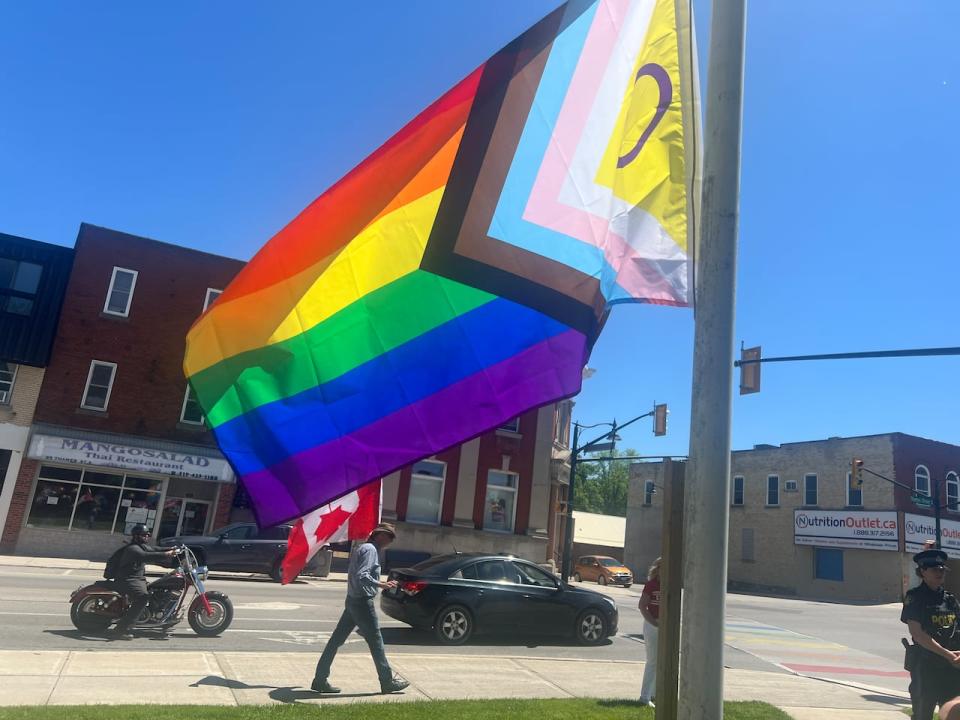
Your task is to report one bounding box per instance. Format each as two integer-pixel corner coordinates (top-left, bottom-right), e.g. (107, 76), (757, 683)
(185, 0), (692, 526)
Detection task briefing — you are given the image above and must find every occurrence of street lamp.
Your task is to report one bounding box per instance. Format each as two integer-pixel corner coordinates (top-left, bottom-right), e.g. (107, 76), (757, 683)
(560, 404), (668, 580)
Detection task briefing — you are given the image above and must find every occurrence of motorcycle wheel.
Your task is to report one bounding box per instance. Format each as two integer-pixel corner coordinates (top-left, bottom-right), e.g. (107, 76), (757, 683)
(188, 591), (233, 636)
(70, 596), (114, 633)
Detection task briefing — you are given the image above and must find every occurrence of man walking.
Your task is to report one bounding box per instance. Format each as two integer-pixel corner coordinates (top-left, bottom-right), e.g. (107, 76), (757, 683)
(312, 523), (409, 694)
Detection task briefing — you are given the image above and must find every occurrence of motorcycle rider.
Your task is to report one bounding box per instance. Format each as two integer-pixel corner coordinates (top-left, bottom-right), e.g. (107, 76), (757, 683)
(107, 523), (176, 639)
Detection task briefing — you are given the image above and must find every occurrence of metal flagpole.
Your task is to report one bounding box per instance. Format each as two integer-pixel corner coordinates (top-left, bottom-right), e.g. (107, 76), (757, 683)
(678, 0), (747, 718)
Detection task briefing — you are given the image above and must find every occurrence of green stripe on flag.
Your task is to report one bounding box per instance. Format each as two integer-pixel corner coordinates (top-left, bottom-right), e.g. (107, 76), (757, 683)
(191, 271), (495, 428)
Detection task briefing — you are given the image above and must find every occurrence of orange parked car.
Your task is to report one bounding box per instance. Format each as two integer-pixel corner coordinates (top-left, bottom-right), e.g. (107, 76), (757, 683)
(573, 555), (633, 587)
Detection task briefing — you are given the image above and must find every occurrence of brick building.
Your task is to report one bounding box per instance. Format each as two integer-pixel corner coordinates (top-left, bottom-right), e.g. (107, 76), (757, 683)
(0, 224), (244, 559)
(626, 433), (960, 603)
(0, 233), (74, 537)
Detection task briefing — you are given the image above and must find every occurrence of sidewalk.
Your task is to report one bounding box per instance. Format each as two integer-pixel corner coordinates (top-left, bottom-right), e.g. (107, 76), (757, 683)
(0, 649), (910, 718)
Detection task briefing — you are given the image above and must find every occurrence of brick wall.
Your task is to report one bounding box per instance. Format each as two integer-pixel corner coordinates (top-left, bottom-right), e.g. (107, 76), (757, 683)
(0, 457), (39, 552)
(212, 483), (236, 530)
(33, 225), (243, 445)
(0, 365), (45, 428)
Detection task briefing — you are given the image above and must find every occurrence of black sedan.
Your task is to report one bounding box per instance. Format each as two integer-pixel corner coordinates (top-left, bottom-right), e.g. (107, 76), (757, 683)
(380, 553), (618, 646)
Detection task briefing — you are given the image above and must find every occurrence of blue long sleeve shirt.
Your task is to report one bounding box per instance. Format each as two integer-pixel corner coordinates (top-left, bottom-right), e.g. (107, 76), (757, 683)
(347, 542), (382, 599)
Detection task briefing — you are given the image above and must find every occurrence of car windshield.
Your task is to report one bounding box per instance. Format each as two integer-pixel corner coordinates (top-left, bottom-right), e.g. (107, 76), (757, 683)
(600, 558), (623, 567)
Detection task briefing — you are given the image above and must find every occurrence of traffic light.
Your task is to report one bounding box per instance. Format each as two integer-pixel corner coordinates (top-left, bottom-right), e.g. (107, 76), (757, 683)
(739, 346), (761, 395)
(850, 458), (864, 490)
(654, 404), (668, 436)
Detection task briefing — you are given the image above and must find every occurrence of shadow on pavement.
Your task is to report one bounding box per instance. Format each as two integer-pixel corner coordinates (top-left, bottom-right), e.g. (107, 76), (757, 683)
(43, 629), (110, 643)
(190, 676), (385, 703)
(859, 693), (910, 707)
(380, 627), (612, 649)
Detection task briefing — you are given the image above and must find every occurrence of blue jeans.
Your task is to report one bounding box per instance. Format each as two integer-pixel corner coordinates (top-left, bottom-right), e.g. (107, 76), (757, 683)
(315, 596), (392, 684)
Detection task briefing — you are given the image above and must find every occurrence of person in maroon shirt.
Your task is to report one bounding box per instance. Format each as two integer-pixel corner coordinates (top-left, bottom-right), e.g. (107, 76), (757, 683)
(639, 557), (661, 706)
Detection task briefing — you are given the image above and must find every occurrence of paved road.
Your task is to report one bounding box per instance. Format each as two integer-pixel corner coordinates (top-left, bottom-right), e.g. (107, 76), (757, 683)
(0, 565), (776, 673)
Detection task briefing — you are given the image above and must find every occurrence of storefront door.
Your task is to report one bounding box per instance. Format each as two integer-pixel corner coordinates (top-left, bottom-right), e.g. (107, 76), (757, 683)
(158, 497), (211, 538)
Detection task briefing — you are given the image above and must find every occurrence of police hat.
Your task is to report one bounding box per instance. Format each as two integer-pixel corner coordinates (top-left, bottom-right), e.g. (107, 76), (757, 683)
(914, 549), (949, 569)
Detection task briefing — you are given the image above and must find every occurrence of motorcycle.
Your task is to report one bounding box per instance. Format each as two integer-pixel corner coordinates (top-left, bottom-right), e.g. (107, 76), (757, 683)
(69, 545), (233, 637)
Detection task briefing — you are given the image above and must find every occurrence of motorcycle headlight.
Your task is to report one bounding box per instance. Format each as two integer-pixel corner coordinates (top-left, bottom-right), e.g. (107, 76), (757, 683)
(196, 566), (209, 581)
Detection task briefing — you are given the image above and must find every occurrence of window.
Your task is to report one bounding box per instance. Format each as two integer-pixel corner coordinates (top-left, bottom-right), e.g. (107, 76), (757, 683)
(643, 480), (655, 506)
(251, 526), (290, 541)
(766, 475), (780, 506)
(81, 361), (117, 411)
(732, 476), (744, 506)
(204, 288), (222, 311)
(741, 527), (755, 562)
(553, 402), (572, 447)
(407, 460), (445, 525)
(26, 464), (162, 534)
(214, 524), (253, 540)
(915, 465), (931, 496)
(0, 362), (17, 405)
(484, 470), (518, 532)
(180, 385), (205, 425)
(0, 258), (42, 316)
(512, 561), (558, 588)
(473, 559), (519, 583)
(103, 267), (138, 317)
(803, 474), (818, 506)
(948, 472), (960, 512)
(814, 548), (843, 582)
(499, 417), (520, 433)
(846, 472), (863, 507)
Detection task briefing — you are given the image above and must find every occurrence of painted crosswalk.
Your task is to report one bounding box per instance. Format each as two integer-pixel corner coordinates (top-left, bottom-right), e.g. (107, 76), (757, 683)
(724, 618), (909, 695)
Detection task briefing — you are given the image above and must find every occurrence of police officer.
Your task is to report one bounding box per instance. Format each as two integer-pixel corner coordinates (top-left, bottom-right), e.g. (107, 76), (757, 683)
(902, 549), (960, 720)
(107, 523), (176, 639)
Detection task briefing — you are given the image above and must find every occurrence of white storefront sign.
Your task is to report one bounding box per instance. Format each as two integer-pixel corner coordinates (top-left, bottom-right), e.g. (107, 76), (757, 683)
(28, 433), (235, 483)
(794, 509), (899, 551)
(904, 513), (960, 559)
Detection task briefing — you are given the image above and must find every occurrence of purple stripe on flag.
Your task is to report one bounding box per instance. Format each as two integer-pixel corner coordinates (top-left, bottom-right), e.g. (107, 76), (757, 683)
(243, 328), (587, 527)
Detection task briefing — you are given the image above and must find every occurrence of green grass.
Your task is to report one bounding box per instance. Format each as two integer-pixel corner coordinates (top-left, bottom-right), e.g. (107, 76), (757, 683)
(0, 700), (792, 720)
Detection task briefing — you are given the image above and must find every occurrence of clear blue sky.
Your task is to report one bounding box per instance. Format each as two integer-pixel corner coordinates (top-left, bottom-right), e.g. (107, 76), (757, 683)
(2, 2), (958, 458)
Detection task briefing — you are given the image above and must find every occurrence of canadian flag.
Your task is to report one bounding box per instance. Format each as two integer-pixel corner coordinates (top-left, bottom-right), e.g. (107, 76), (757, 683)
(280, 480), (381, 584)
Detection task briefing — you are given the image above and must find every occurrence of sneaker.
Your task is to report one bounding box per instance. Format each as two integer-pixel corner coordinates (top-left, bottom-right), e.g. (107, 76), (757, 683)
(108, 629), (134, 640)
(381, 676), (410, 694)
(310, 679), (340, 694)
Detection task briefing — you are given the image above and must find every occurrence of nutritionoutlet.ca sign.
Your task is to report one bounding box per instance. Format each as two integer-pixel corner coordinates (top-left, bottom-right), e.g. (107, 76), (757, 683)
(794, 509), (899, 551)
(28, 433), (235, 483)
(904, 513), (960, 559)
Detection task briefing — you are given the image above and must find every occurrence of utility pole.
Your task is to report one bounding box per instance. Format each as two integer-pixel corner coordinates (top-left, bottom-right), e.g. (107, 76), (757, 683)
(561, 422), (581, 580)
(680, 0), (747, 718)
(560, 408), (664, 579)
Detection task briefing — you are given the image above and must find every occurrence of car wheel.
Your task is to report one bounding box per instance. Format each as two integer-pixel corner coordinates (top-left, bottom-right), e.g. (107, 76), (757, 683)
(434, 605), (473, 646)
(576, 608), (608, 646)
(269, 557), (284, 583)
(573, 572), (582, 583)
(598, 575), (607, 586)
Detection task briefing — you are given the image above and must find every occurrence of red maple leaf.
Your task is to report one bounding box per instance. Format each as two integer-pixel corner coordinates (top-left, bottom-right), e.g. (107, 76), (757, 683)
(314, 506), (352, 543)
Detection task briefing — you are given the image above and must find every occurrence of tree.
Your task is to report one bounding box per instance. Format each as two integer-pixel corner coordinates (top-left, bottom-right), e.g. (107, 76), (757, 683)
(573, 449), (637, 517)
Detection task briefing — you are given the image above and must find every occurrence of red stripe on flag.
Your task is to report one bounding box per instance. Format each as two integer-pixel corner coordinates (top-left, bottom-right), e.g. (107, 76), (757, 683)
(349, 480), (381, 539)
(280, 518), (308, 585)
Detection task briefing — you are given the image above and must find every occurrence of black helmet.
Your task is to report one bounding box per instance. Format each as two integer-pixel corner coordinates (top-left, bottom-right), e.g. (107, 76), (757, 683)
(130, 523), (150, 539)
